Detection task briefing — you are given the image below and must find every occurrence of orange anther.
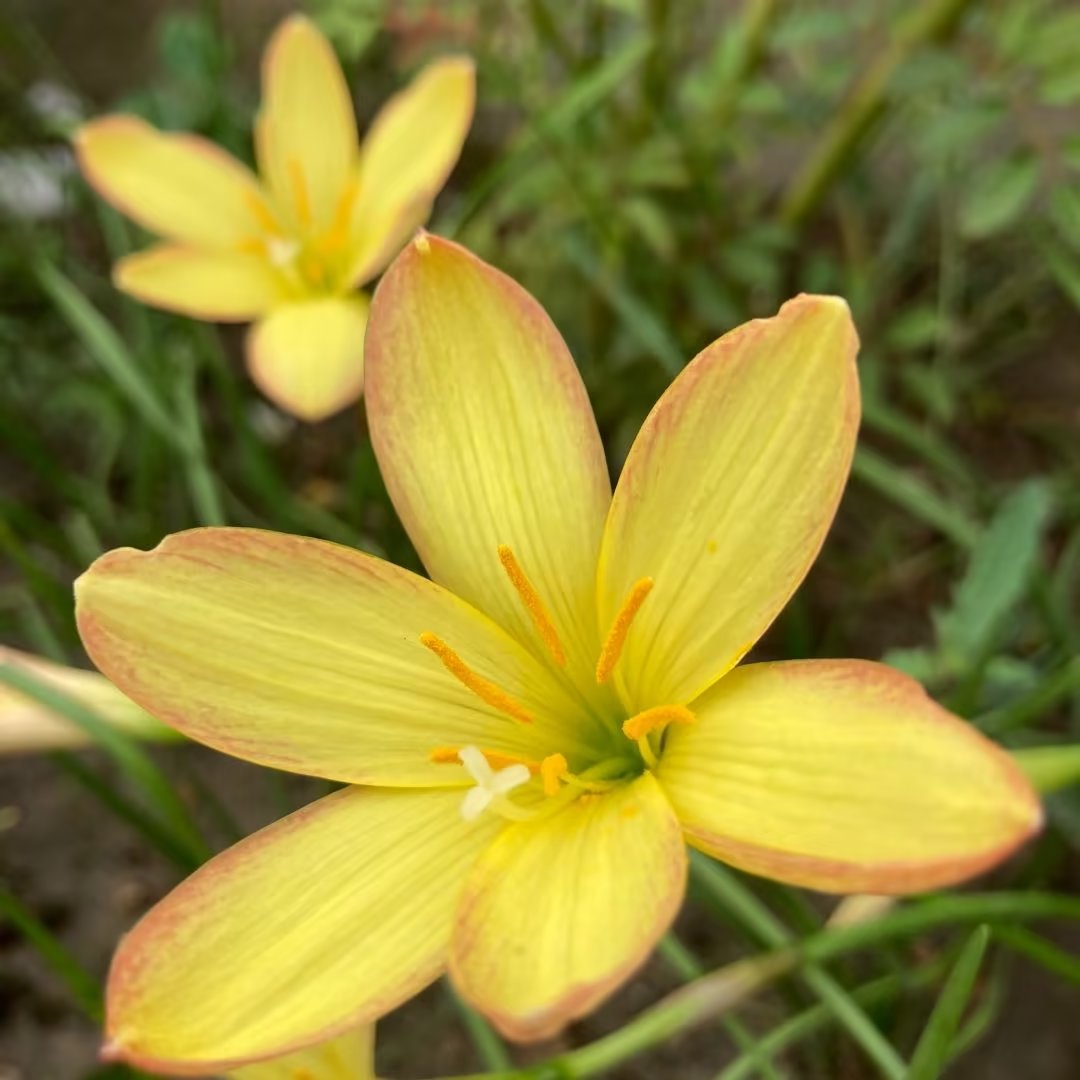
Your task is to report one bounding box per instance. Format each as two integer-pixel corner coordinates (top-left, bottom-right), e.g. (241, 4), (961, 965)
(429, 746), (540, 772)
(497, 545), (566, 666)
(243, 190), (281, 235)
(596, 577), (654, 683)
(540, 753), (569, 796)
(622, 704), (695, 741)
(318, 173), (360, 255)
(420, 633), (534, 725)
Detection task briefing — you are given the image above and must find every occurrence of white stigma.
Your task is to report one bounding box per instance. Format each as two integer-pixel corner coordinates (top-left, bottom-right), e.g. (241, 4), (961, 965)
(267, 237), (300, 267)
(458, 745), (530, 822)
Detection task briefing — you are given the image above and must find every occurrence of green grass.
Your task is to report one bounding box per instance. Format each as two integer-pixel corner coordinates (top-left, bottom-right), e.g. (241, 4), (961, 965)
(1, 0), (1079, 1076)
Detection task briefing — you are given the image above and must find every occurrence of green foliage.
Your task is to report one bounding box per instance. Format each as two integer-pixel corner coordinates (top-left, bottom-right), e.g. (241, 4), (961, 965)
(906, 926), (990, 1080)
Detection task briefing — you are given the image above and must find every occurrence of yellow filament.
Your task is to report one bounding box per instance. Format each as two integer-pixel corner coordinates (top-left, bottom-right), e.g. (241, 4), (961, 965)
(596, 577), (654, 683)
(497, 545), (566, 666)
(243, 190), (280, 235)
(636, 736), (659, 769)
(429, 746), (539, 771)
(540, 753), (568, 796)
(288, 158), (312, 227)
(419, 632), (534, 725)
(622, 703), (695, 741)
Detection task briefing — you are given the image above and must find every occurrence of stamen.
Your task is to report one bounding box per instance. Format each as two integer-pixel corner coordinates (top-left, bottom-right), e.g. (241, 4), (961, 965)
(300, 254), (326, 287)
(243, 190), (280, 234)
(288, 158), (312, 227)
(622, 703), (695, 741)
(497, 545), (566, 666)
(318, 174), (360, 255)
(430, 745), (539, 772)
(596, 577), (654, 683)
(419, 632), (534, 725)
(540, 753), (568, 796)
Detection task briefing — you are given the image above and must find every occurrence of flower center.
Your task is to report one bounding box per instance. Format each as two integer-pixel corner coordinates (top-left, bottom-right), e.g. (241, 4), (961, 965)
(240, 162), (360, 296)
(419, 546), (695, 822)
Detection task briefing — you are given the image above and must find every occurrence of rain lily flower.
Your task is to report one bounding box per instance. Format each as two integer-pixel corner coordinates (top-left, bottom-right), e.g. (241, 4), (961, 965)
(75, 236), (1041, 1070)
(226, 1024), (374, 1080)
(74, 16), (474, 421)
(0, 646), (175, 754)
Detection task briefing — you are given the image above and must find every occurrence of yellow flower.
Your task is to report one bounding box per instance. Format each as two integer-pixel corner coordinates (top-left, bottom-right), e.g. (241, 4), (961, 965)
(74, 16), (474, 422)
(0, 645), (175, 754)
(75, 236), (1041, 1071)
(194, 1023), (375, 1079)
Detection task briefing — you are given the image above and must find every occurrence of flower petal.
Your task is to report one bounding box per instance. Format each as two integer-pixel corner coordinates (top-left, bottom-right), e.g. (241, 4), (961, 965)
(596, 295), (860, 710)
(229, 1024), (374, 1079)
(105, 786), (499, 1072)
(76, 528), (595, 787)
(366, 236), (612, 692)
(658, 661), (1043, 894)
(256, 15), (358, 233)
(74, 115), (262, 248)
(449, 773), (686, 1040)
(114, 244), (286, 322)
(347, 57), (475, 284)
(247, 300), (369, 425)
(246, 296), (369, 421)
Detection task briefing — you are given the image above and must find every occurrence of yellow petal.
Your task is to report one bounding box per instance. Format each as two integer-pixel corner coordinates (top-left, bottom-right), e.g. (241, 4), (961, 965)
(658, 661), (1043, 894)
(347, 56), (475, 284)
(366, 236), (612, 694)
(105, 786), (499, 1071)
(229, 1024), (374, 1079)
(449, 774), (686, 1041)
(114, 244), (286, 322)
(596, 295), (860, 709)
(0, 646), (174, 755)
(74, 115), (262, 248)
(256, 15), (358, 233)
(76, 528), (594, 787)
(246, 297), (369, 421)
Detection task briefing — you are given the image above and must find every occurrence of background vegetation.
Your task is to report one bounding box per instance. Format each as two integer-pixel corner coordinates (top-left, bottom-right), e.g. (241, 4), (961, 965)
(1, 0), (1079, 1076)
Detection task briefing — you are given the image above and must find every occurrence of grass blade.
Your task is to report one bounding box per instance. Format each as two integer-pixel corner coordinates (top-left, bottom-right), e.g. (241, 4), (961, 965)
(0, 663), (209, 866)
(906, 925), (990, 1080)
(690, 853), (908, 1080)
(0, 884), (103, 1021)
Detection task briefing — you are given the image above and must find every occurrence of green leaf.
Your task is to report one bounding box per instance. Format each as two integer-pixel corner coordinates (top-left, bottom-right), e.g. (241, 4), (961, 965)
(561, 232), (683, 375)
(852, 448), (979, 549)
(959, 155), (1040, 240)
(34, 261), (186, 451)
(934, 479), (1054, 665)
(1043, 240), (1080, 308)
(1040, 65), (1080, 106)
(0, 885), (103, 1022)
(1012, 744), (1080, 794)
(1064, 135), (1080, 172)
(0, 663), (209, 867)
(907, 926), (991, 1080)
(1050, 185), (1080, 249)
